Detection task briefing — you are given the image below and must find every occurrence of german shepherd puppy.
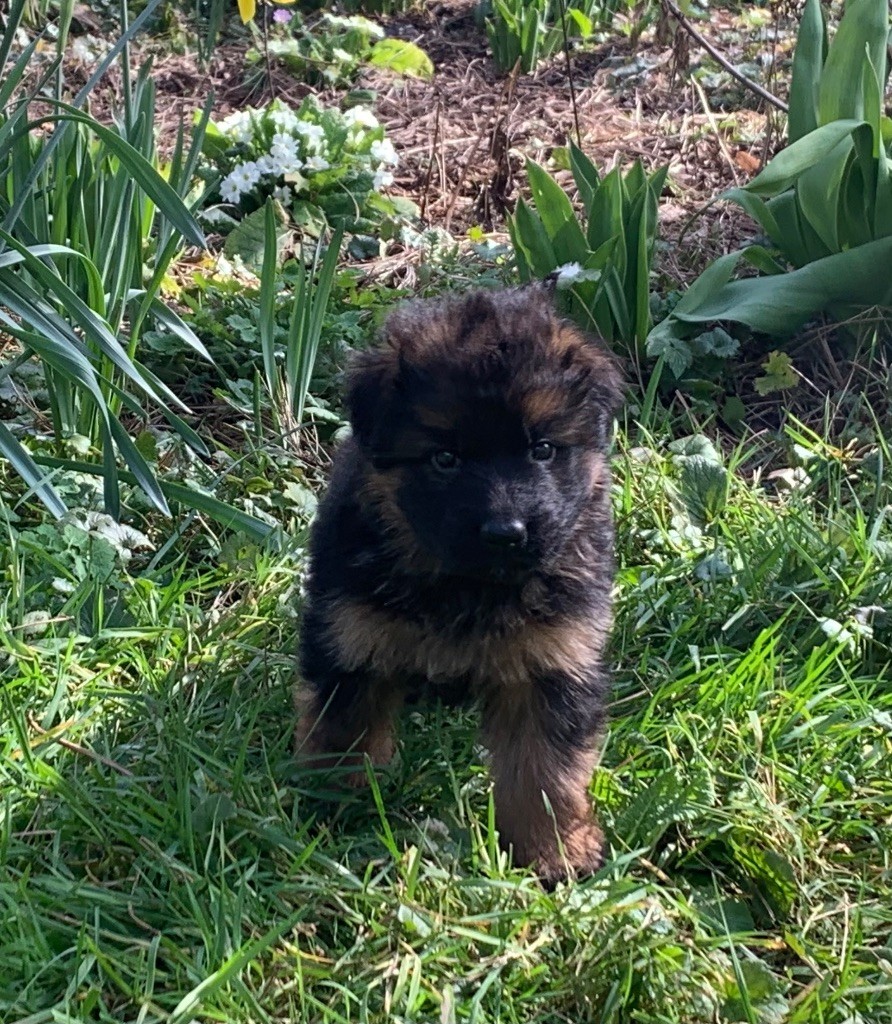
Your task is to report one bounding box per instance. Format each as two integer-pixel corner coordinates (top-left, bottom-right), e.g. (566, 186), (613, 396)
(295, 284), (622, 885)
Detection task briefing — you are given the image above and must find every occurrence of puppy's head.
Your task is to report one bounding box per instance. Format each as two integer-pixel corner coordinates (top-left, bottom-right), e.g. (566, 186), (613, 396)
(347, 285), (622, 580)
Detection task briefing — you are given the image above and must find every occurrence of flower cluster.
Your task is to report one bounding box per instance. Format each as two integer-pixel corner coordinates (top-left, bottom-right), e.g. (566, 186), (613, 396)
(206, 97), (400, 225)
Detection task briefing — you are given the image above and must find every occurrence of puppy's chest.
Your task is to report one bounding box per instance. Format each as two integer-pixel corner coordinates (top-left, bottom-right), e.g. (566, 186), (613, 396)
(327, 590), (608, 688)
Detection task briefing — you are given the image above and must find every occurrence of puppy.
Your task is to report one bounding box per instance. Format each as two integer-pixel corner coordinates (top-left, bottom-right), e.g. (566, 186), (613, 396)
(295, 284), (622, 885)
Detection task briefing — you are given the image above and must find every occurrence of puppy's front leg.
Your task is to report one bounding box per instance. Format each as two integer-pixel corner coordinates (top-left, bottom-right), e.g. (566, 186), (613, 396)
(294, 669), (401, 786)
(483, 672), (606, 886)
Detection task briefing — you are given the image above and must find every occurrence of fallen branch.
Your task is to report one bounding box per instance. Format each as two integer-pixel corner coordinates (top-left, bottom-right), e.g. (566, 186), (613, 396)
(661, 0), (788, 113)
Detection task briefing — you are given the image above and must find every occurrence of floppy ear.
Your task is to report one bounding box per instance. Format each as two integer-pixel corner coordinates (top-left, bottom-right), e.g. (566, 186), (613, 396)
(345, 346), (399, 451)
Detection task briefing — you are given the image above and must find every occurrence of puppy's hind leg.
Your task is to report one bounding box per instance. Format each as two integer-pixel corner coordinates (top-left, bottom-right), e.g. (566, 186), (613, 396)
(294, 669), (401, 787)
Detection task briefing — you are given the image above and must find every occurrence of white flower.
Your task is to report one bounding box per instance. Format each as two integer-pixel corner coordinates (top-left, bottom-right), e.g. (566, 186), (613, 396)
(255, 154), (277, 176)
(230, 160), (261, 191)
(304, 155), (331, 173)
(554, 261), (601, 289)
(370, 138), (398, 167)
(270, 151), (303, 176)
(218, 110), (254, 144)
(270, 107), (299, 131)
(270, 132), (300, 171)
(52, 577), (76, 595)
(295, 121), (325, 150)
(373, 165), (394, 190)
(220, 175), (242, 203)
(272, 131), (298, 152)
(344, 106), (378, 129)
(332, 47), (353, 63)
(273, 184), (292, 202)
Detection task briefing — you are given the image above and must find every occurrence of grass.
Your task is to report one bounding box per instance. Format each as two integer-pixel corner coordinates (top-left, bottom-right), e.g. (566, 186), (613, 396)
(2, 408), (891, 1023)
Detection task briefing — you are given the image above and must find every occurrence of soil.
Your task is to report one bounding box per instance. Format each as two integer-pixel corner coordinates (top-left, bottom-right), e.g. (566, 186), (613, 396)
(49, 0), (795, 284)
(19, 0), (870, 438)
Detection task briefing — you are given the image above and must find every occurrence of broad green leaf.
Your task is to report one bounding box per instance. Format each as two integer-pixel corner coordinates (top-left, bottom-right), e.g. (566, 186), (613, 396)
(738, 244), (787, 276)
(569, 141), (600, 212)
(587, 167), (624, 254)
(818, 0), (888, 124)
(652, 236), (892, 340)
(737, 120), (862, 197)
(841, 126), (877, 247)
(874, 136), (892, 237)
(633, 183), (658, 345)
(599, 265), (631, 343)
(525, 159), (579, 242)
(224, 203), (288, 269)
(508, 199), (557, 277)
(796, 137), (853, 252)
(788, 0), (826, 143)
(566, 7), (593, 37)
(678, 455), (729, 525)
(722, 189), (783, 246)
(862, 51), (884, 157)
(722, 959), (790, 1024)
(368, 39), (434, 79)
(767, 191), (831, 266)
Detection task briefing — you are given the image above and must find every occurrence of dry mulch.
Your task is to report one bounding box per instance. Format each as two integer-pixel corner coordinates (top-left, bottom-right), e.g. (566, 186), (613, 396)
(35, 0), (795, 285)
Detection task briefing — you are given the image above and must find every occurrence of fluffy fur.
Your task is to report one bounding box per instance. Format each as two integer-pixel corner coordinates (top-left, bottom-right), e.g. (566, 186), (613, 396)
(294, 284), (623, 885)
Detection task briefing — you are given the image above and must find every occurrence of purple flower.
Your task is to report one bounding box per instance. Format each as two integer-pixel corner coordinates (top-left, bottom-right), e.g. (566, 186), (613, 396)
(272, 8), (293, 23)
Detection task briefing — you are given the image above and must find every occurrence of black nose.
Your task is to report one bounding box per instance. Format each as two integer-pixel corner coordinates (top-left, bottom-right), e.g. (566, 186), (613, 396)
(480, 519), (528, 549)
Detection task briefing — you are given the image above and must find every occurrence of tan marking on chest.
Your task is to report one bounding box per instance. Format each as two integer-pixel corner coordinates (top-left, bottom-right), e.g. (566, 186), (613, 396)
(327, 598), (609, 686)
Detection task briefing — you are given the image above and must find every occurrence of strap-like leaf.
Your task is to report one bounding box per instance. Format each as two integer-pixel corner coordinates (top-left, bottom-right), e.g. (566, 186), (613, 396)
(34, 106), (206, 249)
(788, 0), (826, 143)
(818, 0), (888, 125)
(0, 423), (68, 518)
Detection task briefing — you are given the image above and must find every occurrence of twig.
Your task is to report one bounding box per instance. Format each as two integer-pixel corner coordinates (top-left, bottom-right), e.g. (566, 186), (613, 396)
(556, 0), (581, 148)
(28, 715), (134, 777)
(443, 64), (519, 230)
(690, 76), (742, 187)
(661, 0), (788, 113)
(420, 90), (442, 220)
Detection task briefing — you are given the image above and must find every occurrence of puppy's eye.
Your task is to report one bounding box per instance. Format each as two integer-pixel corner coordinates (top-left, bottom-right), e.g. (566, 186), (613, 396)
(431, 450), (461, 472)
(530, 440), (556, 462)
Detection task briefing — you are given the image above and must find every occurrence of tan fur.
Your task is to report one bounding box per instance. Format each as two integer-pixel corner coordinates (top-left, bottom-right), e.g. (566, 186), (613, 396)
(326, 598), (607, 688)
(484, 708), (604, 881)
(294, 680), (397, 786)
(520, 387), (572, 426)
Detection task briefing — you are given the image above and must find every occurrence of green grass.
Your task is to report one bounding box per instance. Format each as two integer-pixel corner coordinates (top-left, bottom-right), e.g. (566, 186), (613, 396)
(2, 412), (891, 1023)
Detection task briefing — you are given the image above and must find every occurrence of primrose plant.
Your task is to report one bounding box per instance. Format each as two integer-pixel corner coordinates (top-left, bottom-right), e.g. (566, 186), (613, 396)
(201, 97), (400, 235)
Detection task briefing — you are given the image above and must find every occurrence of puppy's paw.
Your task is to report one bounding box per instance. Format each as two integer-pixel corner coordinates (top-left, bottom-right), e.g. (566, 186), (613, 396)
(534, 821), (606, 889)
(295, 720), (396, 789)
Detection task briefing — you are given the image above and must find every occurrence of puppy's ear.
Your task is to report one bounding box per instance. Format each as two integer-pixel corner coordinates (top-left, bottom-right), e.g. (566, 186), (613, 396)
(345, 347), (399, 450)
(581, 339), (625, 446)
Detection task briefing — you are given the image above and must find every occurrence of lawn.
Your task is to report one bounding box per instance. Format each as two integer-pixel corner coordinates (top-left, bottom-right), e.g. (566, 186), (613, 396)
(1, 0), (891, 1021)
